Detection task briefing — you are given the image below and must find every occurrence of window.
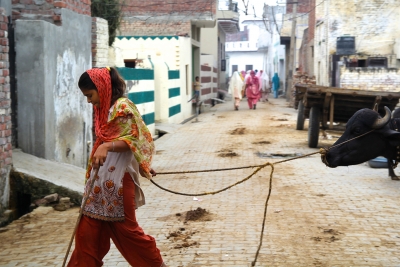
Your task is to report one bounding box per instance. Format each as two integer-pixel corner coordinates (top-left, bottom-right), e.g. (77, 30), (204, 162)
(232, 65), (238, 74)
(367, 57), (387, 67)
(124, 59), (136, 68)
(221, 59), (226, 72)
(245, 65), (253, 71)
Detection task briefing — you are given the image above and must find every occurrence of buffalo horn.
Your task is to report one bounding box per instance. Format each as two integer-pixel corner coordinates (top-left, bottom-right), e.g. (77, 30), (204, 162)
(372, 106), (391, 129)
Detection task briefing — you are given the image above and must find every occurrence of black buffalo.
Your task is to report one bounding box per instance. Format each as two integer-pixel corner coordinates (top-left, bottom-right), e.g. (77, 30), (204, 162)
(322, 106), (400, 180)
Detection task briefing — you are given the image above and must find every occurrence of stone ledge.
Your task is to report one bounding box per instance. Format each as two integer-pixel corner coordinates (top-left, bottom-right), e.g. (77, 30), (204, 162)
(11, 150), (85, 205)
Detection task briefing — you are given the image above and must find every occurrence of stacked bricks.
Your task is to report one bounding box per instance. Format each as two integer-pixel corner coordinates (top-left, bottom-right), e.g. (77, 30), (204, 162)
(292, 72), (316, 107)
(12, 0), (90, 25)
(0, 7), (11, 215)
(340, 66), (400, 92)
(91, 17), (109, 68)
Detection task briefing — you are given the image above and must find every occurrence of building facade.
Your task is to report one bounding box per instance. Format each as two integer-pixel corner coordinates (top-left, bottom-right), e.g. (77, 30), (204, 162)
(115, 0), (217, 119)
(201, 0), (239, 91)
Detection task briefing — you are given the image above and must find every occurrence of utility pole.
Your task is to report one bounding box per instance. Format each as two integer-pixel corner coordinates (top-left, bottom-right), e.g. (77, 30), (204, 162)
(285, 1), (298, 102)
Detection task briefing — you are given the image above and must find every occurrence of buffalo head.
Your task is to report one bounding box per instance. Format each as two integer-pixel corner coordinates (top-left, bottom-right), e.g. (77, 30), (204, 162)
(322, 106), (400, 168)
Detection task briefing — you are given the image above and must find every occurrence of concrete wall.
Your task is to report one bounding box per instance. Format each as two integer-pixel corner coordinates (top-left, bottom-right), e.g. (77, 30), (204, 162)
(112, 36), (193, 124)
(339, 66), (400, 92)
(200, 55), (218, 104)
(201, 22), (227, 89)
(117, 67), (156, 135)
(15, 9), (92, 169)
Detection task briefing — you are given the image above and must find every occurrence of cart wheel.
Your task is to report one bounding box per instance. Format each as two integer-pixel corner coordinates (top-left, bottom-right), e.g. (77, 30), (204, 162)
(296, 101), (305, 130)
(308, 106), (320, 148)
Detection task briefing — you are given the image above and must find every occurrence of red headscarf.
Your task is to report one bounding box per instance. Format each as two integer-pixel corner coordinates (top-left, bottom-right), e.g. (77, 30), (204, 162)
(86, 68), (117, 169)
(249, 70), (260, 87)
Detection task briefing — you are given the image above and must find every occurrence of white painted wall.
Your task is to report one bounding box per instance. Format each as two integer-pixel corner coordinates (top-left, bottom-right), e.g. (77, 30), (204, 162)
(200, 54), (218, 102)
(125, 79), (155, 135)
(226, 52), (265, 76)
(168, 76), (183, 124)
(112, 36), (193, 124)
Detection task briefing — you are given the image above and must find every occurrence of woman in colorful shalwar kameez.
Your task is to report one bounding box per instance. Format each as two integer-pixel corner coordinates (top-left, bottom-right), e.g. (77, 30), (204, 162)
(67, 67), (167, 267)
(245, 70), (260, 110)
(228, 71), (244, 110)
(272, 73), (280, 99)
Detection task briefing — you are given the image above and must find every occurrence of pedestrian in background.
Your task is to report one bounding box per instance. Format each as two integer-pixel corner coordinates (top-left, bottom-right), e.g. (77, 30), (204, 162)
(272, 73), (280, 99)
(193, 76), (201, 105)
(68, 67), (167, 267)
(256, 70), (263, 102)
(228, 71), (244, 111)
(261, 71), (271, 102)
(245, 70), (260, 110)
(240, 70), (246, 81)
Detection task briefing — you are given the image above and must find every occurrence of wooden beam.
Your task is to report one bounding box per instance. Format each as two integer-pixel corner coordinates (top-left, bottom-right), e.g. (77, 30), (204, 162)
(329, 95), (335, 129)
(322, 92), (332, 128)
(372, 95), (382, 111)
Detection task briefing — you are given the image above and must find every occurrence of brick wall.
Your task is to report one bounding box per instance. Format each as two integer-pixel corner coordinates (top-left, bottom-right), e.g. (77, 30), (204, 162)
(119, 0), (215, 36)
(340, 66), (400, 92)
(92, 17), (109, 68)
(12, 0), (90, 25)
(308, 0), (315, 43)
(121, 0), (215, 15)
(286, 0), (312, 13)
(119, 19), (191, 36)
(0, 7), (11, 216)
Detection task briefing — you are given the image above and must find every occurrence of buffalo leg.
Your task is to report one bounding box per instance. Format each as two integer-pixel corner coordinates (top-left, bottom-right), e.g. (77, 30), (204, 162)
(388, 159), (400, 180)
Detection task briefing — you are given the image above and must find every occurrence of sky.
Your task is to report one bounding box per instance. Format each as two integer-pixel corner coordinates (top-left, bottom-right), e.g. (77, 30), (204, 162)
(237, 0), (284, 21)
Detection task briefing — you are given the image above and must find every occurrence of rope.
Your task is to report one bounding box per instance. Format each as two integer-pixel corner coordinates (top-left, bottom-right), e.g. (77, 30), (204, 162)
(152, 150), (321, 196)
(150, 129), (375, 266)
(61, 128), (373, 266)
(151, 150), (322, 266)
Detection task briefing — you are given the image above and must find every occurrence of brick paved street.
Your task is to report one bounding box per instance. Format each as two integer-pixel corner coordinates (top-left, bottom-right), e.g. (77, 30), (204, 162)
(1, 98), (400, 266)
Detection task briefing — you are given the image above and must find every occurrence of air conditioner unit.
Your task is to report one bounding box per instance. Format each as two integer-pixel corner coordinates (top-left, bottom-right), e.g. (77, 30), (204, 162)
(336, 36), (355, 55)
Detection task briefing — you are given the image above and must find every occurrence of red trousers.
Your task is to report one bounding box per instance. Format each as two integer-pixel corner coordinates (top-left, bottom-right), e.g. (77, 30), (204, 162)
(67, 173), (164, 267)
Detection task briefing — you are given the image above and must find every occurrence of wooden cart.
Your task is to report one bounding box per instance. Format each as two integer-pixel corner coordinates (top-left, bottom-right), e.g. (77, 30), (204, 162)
(294, 84), (400, 148)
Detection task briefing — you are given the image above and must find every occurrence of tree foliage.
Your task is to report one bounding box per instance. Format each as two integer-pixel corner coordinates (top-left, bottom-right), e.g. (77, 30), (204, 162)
(91, 0), (123, 46)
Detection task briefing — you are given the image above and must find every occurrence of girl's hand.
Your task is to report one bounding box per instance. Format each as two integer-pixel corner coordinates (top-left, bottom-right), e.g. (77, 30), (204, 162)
(139, 167), (157, 178)
(92, 143), (110, 169)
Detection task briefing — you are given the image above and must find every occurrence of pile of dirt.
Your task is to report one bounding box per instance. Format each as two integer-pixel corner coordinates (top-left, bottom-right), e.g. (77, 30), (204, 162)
(166, 228), (199, 249)
(185, 207), (210, 222)
(229, 127), (246, 135)
(217, 149), (239, 157)
(311, 227), (342, 243)
(252, 141), (271, 145)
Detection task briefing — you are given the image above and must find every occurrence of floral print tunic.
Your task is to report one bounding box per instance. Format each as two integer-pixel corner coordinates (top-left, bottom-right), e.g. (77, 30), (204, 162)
(82, 98), (154, 221)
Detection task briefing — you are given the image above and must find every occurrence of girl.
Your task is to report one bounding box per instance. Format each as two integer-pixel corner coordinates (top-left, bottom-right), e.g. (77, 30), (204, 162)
(67, 67), (167, 267)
